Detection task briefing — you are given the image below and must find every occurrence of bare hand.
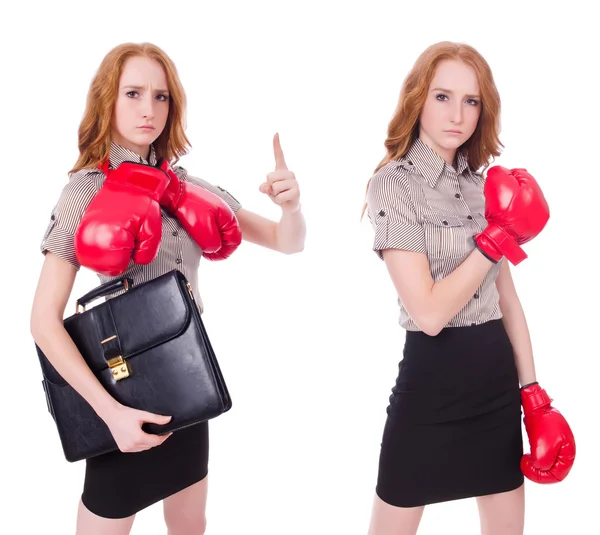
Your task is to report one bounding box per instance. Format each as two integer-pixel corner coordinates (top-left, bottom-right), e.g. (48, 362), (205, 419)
(259, 133), (301, 214)
(103, 404), (173, 453)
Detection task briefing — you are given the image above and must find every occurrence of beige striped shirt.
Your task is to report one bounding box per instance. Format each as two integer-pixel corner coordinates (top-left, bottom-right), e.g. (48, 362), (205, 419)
(40, 143), (242, 313)
(366, 137), (503, 331)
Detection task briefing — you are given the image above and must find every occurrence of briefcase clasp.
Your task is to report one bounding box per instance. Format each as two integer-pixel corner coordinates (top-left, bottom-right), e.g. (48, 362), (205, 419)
(108, 355), (130, 381)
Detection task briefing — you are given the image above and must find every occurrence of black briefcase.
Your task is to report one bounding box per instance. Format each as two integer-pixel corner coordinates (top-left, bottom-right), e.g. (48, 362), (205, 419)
(36, 269), (232, 463)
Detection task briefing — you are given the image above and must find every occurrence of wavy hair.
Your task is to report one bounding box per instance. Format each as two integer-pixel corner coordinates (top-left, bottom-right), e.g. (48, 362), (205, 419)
(362, 41), (503, 218)
(70, 42), (190, 174)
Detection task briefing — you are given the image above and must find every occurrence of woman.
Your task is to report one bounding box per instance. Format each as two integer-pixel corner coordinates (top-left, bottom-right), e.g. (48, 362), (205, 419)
(363, 41), (575, 535)
(30, 42), (305, 535)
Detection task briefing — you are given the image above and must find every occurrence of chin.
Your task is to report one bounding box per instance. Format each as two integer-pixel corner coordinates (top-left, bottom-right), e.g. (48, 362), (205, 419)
(131, 133), (160, 147)
(437, 137), (465, 150)
(135, 130), (158, 140)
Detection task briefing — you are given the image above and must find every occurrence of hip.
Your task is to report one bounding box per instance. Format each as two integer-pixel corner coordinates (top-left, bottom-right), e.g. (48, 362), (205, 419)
(391, 319), (520, 415)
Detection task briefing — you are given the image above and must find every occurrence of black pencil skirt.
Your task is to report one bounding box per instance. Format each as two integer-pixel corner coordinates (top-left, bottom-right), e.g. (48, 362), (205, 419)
(375, 319), (524, 508)
(81, 422), (209, 519)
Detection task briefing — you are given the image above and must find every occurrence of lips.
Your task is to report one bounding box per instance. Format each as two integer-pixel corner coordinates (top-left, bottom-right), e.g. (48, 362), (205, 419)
(138, 125), (155, 130)
(445, 129), (462, 134)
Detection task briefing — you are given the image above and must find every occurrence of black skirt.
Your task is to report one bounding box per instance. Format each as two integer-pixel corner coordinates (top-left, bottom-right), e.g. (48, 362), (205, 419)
(81, 421), (209, 519)
(376, 319), (524, 508)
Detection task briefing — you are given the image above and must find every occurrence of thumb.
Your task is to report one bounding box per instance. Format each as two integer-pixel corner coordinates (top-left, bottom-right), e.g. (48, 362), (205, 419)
(273, 132), (288, 170)
(141, 412), (172, 425)
(520, 455), (543, 483)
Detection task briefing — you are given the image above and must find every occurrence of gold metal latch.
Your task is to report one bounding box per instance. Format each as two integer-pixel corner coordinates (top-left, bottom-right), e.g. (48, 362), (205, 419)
(102, 335), (130, 380)
(107, 355), (130, 381)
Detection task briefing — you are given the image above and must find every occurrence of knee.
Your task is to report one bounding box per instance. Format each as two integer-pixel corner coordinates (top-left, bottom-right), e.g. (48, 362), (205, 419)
(165, 511), (207, 535)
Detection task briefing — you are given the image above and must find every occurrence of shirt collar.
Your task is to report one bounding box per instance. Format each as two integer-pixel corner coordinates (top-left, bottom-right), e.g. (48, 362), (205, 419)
(405, 137), (472, 188)
(108, 142), (158, 169)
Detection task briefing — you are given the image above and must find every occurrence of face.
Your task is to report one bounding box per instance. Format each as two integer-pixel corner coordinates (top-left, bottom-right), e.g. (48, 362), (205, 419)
(419, 59), (481, 165)
(112, 56), (170, 159)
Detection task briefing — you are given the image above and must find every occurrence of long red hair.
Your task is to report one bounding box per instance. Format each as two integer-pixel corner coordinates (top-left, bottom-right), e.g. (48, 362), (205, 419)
(362, 41), (503, 217)
(70, 42), (190, 174)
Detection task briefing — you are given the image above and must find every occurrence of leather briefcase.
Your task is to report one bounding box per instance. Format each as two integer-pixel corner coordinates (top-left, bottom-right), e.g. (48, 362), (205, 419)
(36, 269), (232, 463)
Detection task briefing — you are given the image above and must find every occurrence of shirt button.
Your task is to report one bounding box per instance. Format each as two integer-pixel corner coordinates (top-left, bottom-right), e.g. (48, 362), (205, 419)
(442, 220), (448, 225)
(176, 258), (182, 264)
(474, 293), (479, 299)
(455, 193), (461, 198)
(379, 210), (386, 217)
(172, 230), (179, 237)
(467, 215), (473, 220)
(471, 322), (476, 326)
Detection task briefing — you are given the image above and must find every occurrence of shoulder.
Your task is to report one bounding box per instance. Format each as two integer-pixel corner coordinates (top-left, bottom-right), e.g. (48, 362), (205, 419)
(170, 164), (211, 189)
(48, 168), (106, 227)
(367, 159), (414, 202)
(59, 168), (105, 201)
(170, 163), (242, 210)
(369, 158), (416, 189)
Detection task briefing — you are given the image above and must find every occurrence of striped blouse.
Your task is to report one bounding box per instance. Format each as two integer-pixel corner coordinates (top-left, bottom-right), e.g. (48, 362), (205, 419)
(366, 137), (503, 331)
(40, 142), (242, 313)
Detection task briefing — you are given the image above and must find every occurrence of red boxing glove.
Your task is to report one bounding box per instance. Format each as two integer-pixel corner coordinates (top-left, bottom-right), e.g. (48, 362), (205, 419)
(158, 159), (241, 261)
(520, 383), (576, 484)
(474, 167), (550, 265)
(74, 161), (169, 276)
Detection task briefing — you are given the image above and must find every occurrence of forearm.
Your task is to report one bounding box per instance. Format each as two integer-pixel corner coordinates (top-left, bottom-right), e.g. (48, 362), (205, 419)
(32, 320), (119, 420)
(425, 249), (494, 334)
(274, 206), (306, 254)
(499, 298), (537, 387)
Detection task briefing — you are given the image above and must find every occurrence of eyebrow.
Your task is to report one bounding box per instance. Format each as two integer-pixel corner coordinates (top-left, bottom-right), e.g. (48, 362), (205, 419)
(431, 87), (480, 98)
(122, 85), (170, 93)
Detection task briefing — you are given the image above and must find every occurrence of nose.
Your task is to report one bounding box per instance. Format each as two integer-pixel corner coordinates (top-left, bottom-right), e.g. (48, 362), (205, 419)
(450, 101), (463, 124)
(140, 94), (155, 119)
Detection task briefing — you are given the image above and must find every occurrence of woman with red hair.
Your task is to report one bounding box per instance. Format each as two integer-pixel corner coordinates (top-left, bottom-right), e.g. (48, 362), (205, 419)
(364, 41), (575, 535)
(30, 42), (305, 534)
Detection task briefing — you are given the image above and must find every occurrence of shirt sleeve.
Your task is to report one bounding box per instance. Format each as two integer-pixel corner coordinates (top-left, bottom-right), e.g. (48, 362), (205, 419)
(173, 165), (242, 213)
(40, 170), (103, 269)
(366, 164), (426, 260)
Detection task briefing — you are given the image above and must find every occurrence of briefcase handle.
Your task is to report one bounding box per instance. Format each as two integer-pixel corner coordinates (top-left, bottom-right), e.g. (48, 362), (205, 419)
(75, 277), (134, 313)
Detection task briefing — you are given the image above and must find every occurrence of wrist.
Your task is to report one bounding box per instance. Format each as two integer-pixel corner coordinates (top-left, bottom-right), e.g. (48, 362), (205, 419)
(473, 235), (500, 263)
(479, 222), (527, 265)
(520, 382), (553, 413)
(93, 396), (121, 423)
(281, 202), (302, 215)
(156, 158), (183, 212)
(160, 175), (183, 212)
(473, 233), (502, 263)
(108, 162), (170, 200)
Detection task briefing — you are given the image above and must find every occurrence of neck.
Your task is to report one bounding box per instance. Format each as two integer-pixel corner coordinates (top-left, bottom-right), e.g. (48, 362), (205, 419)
(111, 137), (151, 161)
(417, 132), (456, 166)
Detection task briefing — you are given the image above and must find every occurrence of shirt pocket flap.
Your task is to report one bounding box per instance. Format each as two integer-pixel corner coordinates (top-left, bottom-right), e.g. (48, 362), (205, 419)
(423, 212), (464, 228)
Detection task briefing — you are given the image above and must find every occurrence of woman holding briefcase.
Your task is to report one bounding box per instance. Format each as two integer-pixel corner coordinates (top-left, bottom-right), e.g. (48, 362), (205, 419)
(30, 42), (305, 535)
(363, 41), (576, 535)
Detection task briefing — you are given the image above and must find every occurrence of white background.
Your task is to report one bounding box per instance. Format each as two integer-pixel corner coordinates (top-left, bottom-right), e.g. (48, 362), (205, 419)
(1, 1), (598, 534)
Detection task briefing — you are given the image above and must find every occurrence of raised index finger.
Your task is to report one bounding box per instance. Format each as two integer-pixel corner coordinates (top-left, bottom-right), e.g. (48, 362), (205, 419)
(273, 133), (288, 170)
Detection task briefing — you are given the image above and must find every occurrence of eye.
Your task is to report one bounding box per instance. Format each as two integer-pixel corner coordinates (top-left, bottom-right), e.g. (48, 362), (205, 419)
(435, 93), (449, 101)
(156, 94), (170, 102)
(466, 98), (479, 106)
(126, 90), (139, 98)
